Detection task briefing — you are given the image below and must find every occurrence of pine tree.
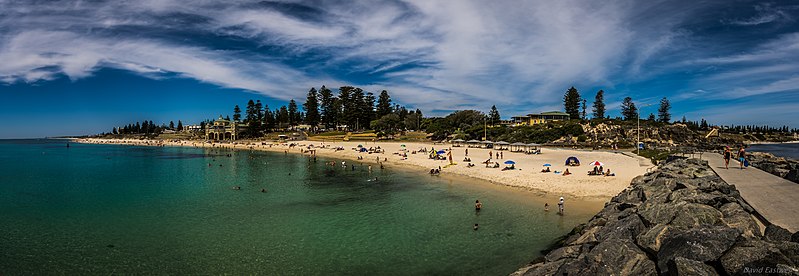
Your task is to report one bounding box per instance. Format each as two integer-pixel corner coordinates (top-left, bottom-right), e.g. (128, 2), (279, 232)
(245, 100), (256, 123)
(278, 106), (289, 127)
(288, 99), (299, 126)
(318, 85), (338, 129)
(657, 97), (671, 123)
(350, 88), (366, 130)
(488, 105), (500, 126)
(338, 86), (355, 129)
(621, 97), (638, 121)
(581, 99), (587, 120)
(177, 120), (183, 131)
(592, 90), (605, 119)
(648, 113), (655, 121)
(262, 104), (274, 130)
(563, 86), (581, 120)
(303, 87), (320, 128)
(233, 105), (241, 121)
(364, 92), (376, 129)
(376, 90), (393, 118)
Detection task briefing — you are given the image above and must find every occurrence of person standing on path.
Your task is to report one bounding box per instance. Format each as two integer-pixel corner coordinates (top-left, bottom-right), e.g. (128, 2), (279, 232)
(465, 148), (469, 157)
(723, 147), (732, 169)
(557, 197), (565, 215)
(737, 146), (747, 170)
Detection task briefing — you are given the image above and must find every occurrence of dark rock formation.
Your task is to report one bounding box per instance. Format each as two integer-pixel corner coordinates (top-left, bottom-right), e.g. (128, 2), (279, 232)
(512, 158), (799, 276)
(749, 151), (799, 184)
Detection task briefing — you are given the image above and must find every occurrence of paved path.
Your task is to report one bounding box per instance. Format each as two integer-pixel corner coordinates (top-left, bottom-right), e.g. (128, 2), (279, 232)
(706, 153), (799, 232)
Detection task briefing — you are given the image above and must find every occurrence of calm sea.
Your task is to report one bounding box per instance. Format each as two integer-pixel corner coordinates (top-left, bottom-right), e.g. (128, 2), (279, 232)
(0, 139), (597, 275)
(749, 143), (799, 159)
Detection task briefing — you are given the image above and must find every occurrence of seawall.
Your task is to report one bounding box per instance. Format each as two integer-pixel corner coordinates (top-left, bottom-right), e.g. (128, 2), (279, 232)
(512, 158), (799, 275)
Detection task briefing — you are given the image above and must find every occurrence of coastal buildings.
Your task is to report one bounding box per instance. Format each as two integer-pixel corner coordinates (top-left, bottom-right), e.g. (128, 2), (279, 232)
(205, 116), (244, 140)
(510, 111), (571, 126)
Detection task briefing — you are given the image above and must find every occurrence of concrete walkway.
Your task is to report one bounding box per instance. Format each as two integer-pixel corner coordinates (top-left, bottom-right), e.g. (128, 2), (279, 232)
(706, 153), (799, 232)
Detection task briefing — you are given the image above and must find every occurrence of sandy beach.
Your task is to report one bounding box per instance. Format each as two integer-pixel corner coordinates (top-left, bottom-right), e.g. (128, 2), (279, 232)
(77, 138), (654, 199)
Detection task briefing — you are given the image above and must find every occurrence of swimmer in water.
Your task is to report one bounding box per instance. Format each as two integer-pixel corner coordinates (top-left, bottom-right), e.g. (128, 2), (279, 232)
(261, 188), (266, 193)
(473, 223), (479, 230)
(475, 200), (482, 211)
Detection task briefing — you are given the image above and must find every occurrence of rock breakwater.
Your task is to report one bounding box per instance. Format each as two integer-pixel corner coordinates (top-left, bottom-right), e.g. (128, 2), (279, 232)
(512, 158), (799, 275)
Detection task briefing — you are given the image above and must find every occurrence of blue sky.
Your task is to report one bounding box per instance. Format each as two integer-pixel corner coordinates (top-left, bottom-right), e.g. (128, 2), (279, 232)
(1, 0), (798, 138)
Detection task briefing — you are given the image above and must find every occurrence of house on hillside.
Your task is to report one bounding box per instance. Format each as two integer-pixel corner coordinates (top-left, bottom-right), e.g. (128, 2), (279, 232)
(510, 111), (571, 126)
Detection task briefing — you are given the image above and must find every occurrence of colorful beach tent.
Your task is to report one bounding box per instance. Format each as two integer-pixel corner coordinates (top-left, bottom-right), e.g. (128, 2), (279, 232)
(565, 156), (580, 166)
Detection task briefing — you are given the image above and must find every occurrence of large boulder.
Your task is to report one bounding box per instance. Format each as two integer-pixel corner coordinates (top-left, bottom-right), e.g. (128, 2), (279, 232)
(641, 179), (673, 203)
(669, 189), (737, 208)
(556, 239), (657, 275)
(518, 258), (570, 276)
(636, 224), (671, 255)
(639, 200), (686, 225)
(657, 226), (740, 273)
(568, 226), (600, 246)
(544, 245), (582, 262)
(596, 214), (647, 241)
(669, 203), (723, 228)
(765, 224), (793, 242)
(719, 203), (762, 238)
(720, 239), (795, 275)
(667, 257), (719, 276)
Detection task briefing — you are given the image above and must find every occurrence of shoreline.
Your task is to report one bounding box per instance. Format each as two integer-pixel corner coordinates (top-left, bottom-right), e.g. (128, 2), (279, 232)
(749, 140), (799, 145)
(74, 138), (653, 200)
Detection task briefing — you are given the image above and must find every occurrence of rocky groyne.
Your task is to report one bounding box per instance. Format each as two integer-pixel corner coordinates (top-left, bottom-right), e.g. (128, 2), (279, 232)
(512, 158), (799, 275)
(749, 151), (799, 184)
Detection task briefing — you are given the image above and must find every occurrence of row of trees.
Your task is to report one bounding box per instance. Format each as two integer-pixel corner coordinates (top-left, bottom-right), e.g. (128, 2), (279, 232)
(114, 120), (165, 135)
(228, 86), (418, 137)
(565, 87), (672, 122)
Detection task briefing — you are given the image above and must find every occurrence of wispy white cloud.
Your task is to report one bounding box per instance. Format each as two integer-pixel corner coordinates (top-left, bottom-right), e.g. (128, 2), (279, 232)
(722, 3), (793, 26)
(0, 0), (798, 124)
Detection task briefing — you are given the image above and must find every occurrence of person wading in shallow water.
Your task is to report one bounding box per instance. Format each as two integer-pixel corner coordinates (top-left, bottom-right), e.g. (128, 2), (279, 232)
(557, 197), (565, 215)
(475, 200), (482, 212)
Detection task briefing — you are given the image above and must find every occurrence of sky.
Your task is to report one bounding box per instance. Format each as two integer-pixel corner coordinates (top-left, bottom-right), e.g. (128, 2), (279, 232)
(1, 0), (798, 138)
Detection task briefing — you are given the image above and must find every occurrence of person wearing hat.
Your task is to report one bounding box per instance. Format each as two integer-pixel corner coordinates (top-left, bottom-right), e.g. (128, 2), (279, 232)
(557, 197), (565, 214)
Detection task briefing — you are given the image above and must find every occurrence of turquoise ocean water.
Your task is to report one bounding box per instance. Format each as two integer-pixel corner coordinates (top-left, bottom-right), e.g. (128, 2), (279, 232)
(0, 139), (597, 275)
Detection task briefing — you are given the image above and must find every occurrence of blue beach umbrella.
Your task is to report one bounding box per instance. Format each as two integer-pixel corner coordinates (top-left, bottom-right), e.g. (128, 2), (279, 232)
(504, 160), (516, 165)
(436, 150), (446, 155)
(543, 163), (552, 167)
